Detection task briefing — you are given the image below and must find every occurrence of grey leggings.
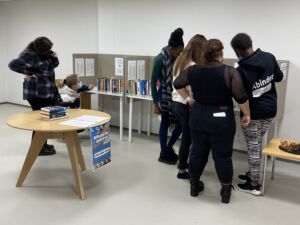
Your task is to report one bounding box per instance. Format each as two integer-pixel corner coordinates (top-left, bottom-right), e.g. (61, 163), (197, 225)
(242, 118), (273, 185)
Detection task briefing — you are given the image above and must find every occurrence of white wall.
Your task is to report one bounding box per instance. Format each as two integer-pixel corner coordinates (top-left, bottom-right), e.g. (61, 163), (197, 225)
(3, 0), (98, 105)
(0, 3), (8, 103)
(98, 0), (300, 140)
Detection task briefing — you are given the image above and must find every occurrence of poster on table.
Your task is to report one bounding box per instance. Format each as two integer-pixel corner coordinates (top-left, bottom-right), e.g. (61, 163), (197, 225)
(90, 122), (111, 170)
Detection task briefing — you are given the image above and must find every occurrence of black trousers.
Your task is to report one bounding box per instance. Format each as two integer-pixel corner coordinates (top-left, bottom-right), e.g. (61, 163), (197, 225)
(173, 101), (191, 170)
(27, 98), (57, 147)
(188, 103), (236, 184)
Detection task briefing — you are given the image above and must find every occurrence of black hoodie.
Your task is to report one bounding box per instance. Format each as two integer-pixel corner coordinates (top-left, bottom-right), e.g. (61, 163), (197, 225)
(237, 49), (283, 120)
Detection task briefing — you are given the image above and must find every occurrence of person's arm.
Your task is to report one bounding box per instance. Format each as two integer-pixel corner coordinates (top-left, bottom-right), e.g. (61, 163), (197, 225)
(49, 51), (59, 68)
(8, 52), (35, 75)
(239, 100), (250, 127)
(176, 61), (195, 105)
(77, 84), (89, 93)
(151, 55), (163, 114)
(173, 67), (190, 89)
(273, 55), (284, 82)
(228, 67), (250, 127)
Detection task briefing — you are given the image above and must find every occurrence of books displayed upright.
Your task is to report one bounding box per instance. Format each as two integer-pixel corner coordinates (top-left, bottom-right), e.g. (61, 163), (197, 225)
(126, 80), (151, 96)
(97, 77), (123, 94)
(40, 106), (68, 120)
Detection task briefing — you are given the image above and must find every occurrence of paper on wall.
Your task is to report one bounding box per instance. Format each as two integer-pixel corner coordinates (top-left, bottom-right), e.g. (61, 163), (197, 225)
(137, 60), (145, 80)
(127, 60), (137, 80)
(280, 62), (288, 81)
(115, 57), (124, 76)
(75, 58), (85, 76)
(85, 58), (95, 77)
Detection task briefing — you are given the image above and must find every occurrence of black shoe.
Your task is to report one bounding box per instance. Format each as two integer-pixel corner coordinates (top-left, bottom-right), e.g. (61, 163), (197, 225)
(39, 145), (56, 156)
(45, 144), (55, 150)
(220, 184), (234, 204)
(238, 171), (251, 183)
(237, 182), (261, 196)
(167, 147), (178, 161)
(158, 154), (177, 165)
(190, 180), (204, 197)
(177, 171), (190, 180)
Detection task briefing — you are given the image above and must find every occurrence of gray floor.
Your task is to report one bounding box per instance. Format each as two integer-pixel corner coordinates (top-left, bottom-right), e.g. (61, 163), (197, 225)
(0, 104), (300, 225)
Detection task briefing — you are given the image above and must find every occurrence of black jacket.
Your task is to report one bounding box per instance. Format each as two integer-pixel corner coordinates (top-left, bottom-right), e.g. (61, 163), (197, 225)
(237, 49), (283, 119)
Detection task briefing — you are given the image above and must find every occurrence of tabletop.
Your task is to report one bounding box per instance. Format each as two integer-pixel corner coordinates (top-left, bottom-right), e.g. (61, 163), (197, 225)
(262, 138), (300, 161)
(6, 109), (111, 132)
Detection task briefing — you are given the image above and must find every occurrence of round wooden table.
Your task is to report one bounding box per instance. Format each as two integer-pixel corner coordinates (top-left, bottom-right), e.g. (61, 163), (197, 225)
(6, 109), (111, 200)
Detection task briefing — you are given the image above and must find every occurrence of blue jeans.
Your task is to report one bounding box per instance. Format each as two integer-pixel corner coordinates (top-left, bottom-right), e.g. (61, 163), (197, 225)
(159, 113), (182, 156)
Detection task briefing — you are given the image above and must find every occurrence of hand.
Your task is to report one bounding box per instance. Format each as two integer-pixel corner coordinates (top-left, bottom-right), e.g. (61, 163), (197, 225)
(187, 97), (195, 108)
(241, 115), (250, 127)
(89, 84), (96, 89)
(153, 103), (161, 115)
(24, 75), (38, 80)
(51, 51), (58, 58)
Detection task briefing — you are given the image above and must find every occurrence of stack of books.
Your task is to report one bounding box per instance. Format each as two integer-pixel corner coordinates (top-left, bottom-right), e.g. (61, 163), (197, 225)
(40, 106), (68, 120)
(97, 77), (123, 94)
(126, 80), (151, 96)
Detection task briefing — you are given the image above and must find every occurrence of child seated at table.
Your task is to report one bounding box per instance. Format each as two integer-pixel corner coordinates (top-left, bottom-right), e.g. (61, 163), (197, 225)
(57, 74), (95, 108)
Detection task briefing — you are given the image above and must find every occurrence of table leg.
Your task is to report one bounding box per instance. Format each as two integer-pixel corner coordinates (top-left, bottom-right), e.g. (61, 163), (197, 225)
(138, 101), (142, 134)
(65, 132), (85, 200)
(72, 131), (86, 171)
(16, 132), (47, 187)
(120, 96), (123, 141)
(271, 156), (276, 180)
(262, 155), (268, 196)
(128, 98), (133, 142)
(147, 101), (151, 136)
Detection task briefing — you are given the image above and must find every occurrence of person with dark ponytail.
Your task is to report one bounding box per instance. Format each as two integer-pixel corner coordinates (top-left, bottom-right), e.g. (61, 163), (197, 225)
(9, 36), (59, 156)
(174, 39), (250, 203)
(151, 28), (184, 165)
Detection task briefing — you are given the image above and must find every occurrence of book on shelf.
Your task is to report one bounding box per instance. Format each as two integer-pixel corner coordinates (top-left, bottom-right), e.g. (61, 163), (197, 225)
(126, 79), (151, 97)
(96, 77), (123, 94)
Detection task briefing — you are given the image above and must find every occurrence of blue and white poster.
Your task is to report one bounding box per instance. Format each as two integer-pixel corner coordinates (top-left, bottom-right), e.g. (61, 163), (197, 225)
(90, 122), (111, 170)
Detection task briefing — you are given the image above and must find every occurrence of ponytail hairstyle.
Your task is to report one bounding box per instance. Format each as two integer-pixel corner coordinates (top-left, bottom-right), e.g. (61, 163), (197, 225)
(204, 39), (224, 63)
(173, 34), (207, 76)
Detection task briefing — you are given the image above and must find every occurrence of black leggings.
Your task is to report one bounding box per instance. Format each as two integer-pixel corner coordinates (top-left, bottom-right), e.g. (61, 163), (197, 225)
(27, 98), (57, 147)
(173, 101), (191, 170)
(188, 103), (236, 184)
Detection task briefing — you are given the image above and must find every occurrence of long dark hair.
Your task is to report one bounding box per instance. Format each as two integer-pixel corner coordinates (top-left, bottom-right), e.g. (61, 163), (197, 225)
(23, 36), (53, 55)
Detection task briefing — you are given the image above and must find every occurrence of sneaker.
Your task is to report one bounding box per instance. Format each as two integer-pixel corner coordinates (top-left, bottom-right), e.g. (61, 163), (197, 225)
(237, 182), (261, 196)
(220, 184), (234, 204)
(158, 154), (177, 165)
(39, 144), (56, 156)
(238, 171), (251, 183)
(190, 180), (204, 197)
(177, 171), (190, 180)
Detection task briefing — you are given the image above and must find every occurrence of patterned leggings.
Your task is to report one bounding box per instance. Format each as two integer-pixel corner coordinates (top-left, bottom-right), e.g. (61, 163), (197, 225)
(242, 118), (273, 185)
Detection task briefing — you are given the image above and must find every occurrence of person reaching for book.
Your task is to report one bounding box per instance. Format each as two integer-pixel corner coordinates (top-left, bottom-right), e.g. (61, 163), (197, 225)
(57, 74), (95, 108)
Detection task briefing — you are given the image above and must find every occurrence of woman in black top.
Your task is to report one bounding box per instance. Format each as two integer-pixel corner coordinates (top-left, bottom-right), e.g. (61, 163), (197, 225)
(174, 39), (250, 204)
